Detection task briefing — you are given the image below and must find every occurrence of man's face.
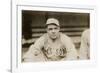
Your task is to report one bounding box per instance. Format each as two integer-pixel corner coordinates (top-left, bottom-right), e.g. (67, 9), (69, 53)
(46, 24), (60, 40)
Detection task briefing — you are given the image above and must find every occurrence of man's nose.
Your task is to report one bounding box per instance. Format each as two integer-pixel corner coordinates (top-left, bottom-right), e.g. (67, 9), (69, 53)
(52, 29), (55, 33)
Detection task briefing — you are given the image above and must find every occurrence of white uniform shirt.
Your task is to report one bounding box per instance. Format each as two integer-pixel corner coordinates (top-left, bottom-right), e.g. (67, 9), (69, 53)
(79, 29), (90, 59)
(23, 33), (78, 62)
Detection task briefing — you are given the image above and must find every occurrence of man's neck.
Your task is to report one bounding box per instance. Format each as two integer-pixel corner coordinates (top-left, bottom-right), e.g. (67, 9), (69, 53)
(51, 34), (60, 42)
(51, 39), (57, 42)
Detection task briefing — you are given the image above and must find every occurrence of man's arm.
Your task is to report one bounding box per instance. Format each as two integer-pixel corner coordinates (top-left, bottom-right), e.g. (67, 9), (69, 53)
(79, 30), (89, 59)
(61, 34), (78, 60)
(23, 35), (46, 62)
(66, 39), (78, 60)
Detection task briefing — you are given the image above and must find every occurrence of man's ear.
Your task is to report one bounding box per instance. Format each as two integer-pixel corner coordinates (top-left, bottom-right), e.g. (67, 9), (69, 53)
(58, 26), (60, 30)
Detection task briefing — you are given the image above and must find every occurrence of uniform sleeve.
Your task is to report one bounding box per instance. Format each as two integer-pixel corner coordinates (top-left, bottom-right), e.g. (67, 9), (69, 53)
(61, 34), (78, 60)
(23, 36), (46, 62)
(79, 30), (89, 59)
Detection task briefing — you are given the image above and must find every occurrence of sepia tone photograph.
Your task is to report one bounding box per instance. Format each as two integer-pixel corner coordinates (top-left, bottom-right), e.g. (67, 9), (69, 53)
(21, 10), (90, 62)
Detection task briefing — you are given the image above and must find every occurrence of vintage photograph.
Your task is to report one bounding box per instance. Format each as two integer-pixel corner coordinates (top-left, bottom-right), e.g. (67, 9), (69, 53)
(21, 10), (90, 62)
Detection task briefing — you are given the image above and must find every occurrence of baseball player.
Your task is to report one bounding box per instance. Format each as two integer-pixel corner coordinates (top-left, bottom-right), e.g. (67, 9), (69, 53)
(23, 18), (78, 62)
(79, 29), (90, 59)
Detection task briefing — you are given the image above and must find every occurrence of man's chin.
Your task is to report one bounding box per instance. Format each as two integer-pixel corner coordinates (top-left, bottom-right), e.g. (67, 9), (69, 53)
(51, 37), (57, 40)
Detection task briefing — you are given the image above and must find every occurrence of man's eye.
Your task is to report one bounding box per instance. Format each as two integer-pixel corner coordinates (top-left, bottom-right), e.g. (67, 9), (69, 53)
(54, 28), (57, 30)
(48, 28), (52, 30)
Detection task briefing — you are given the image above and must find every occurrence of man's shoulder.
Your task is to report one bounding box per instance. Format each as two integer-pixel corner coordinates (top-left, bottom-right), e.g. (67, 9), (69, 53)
(60, 33), (75, 47)
(82, 29), (90, 37)
(60, 33), (71, 39)
(60, 32), (73, 44)
(83, 29), (89, 34)
(35, 34), (47, 42)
